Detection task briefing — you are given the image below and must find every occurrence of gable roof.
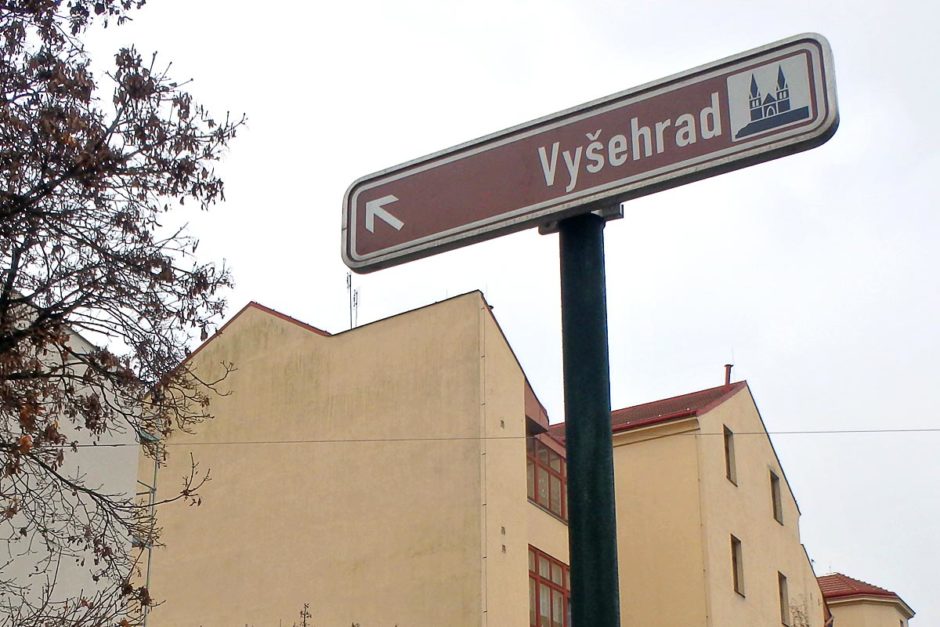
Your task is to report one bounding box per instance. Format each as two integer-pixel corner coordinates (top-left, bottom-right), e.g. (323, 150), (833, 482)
(185, 294), (552, 424)
(244, 302), (331, 337)
(549, 381), (747, 441)
(818, 572), (902, 600)
(818, 573), (914, 618)
(184, 301), (331, 365)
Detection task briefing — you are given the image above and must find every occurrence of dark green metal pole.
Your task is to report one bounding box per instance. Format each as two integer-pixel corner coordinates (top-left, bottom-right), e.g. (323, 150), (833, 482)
(558, 212), (620, 627)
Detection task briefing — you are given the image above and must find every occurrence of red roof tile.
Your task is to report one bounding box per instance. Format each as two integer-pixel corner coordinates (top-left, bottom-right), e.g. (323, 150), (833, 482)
(818, 573), (898, 600)
(819, 573), (914, 618)
(549, 381), (746, 441)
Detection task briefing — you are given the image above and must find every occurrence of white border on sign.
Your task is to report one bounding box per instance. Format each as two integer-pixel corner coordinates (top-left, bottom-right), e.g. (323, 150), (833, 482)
(342, 33), (837, 272)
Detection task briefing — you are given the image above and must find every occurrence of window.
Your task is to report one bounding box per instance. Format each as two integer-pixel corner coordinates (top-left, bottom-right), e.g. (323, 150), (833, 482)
(529, 547), (570, 627)
(527, 438), (567, 521)
(724, 426), (737, 484)
(730, 535), (744, 596)
(778, 572), (790, 625)
(770, 470), (784, 524)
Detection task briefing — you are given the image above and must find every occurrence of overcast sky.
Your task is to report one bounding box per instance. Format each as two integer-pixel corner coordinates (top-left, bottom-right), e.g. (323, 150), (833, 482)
(91, 0), (938, 621)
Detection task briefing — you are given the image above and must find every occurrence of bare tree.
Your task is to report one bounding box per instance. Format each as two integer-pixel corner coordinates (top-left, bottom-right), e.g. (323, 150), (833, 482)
(0, 1), (243, 624)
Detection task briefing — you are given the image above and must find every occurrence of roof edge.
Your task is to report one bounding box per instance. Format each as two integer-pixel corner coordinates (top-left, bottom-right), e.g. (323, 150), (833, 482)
(825, 594), (914, 619)
(742, 382), (803, 516)
(610, 408), (698, 433)
(695, 380), (749, 416)
(477, 294), (552, 426)
(551, 380), (749, 439)
(819, 573), (914, 618)
(246, 302), (330, 337)
(182, 300), (330, 367)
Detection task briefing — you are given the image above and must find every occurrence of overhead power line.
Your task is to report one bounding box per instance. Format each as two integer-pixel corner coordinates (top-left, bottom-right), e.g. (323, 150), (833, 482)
(39, 427), (940, 449)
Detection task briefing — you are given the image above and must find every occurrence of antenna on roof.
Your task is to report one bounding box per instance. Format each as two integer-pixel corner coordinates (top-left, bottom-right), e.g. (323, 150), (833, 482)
(352, 288), (359, 328)
(346, 273), (353, 330)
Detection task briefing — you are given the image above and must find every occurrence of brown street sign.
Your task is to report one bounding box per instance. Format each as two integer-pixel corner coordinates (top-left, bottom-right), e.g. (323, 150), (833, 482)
(342, 33), (838, 272)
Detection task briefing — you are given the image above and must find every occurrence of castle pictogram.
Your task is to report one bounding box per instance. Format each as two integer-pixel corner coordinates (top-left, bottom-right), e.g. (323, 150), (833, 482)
(734, 65), (810, 139)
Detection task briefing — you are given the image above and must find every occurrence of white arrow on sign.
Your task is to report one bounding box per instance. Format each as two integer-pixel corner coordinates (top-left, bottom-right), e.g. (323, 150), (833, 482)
(365, 195), (404, 233)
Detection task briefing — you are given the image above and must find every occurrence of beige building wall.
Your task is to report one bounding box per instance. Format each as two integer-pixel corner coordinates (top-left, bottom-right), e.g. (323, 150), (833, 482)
(828, 599), (912, 627)
(476, 300), (530, 627)
(697, 387), (825, 627)
(602, 383), (825, 627)
(142, 292), (562, 626)
(141, 291), (830, 627)
(612, 418), (708, 626)
(525, 503), (568, 569)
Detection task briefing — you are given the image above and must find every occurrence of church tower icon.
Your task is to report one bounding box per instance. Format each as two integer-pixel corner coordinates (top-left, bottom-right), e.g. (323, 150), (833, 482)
(735, 65), (809, 139)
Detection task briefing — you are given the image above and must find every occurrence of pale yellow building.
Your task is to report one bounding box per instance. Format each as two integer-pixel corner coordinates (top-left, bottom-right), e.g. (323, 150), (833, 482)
(819, 573), (915, 627)
(550, 376), (827, 627)
(141, 292), (567, 626)
(142, 292), (825, 626)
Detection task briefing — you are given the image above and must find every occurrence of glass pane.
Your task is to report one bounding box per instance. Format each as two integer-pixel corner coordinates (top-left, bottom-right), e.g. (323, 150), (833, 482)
(527, 460), (535, 500)
(537, 468), (549, 506)
(549, 450), (562, 471)
(539, 556), (550, 579)
(538, 443), (550, 464)
(550, 475), (562, 515)
(552, 590), (564, 627)
(529, 549), (535, 572)
(527, 437), (535, 455)
(551, 563), (562, 585)
(530, 577), (537, 626)
(540, 584), (551, 621)
(564, 569), (570, 590)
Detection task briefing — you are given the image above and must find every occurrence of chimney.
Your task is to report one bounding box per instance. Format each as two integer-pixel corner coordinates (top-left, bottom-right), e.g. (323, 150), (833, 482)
(724, 364), (733, 386)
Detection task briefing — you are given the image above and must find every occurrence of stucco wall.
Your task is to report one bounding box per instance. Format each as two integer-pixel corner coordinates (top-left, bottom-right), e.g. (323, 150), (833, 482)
(829, 599), (911, 627)
(697, 387), (825, 627)
(143, 294), (497, 626)
(612, 418), (708, 626)
(478, 303), (537, 626)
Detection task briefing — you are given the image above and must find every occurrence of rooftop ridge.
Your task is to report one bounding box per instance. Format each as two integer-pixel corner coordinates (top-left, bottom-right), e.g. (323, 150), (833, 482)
(246, 301), (331, 337)
(818, 572), (898, 599)
(818, 572), (914, 619)
(613, 381), (742, 417)
(549, 380), (747, 441)
(611, 380), (746, 423)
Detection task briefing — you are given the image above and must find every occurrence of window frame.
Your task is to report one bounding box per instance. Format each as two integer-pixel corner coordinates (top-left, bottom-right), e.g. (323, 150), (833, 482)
(724, 426), (737, 485)
(527, 438), (568, 522)
(529, 546), (570, 627)
(771, 470), (784, 524)
(731, 534), (745, 597)
(778, 571), (790, 625)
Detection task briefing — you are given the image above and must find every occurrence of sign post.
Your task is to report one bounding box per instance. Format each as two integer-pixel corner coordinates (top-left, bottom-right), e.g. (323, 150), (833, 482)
(558, 212), (620, 626)
(342, 33), (837, 627)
